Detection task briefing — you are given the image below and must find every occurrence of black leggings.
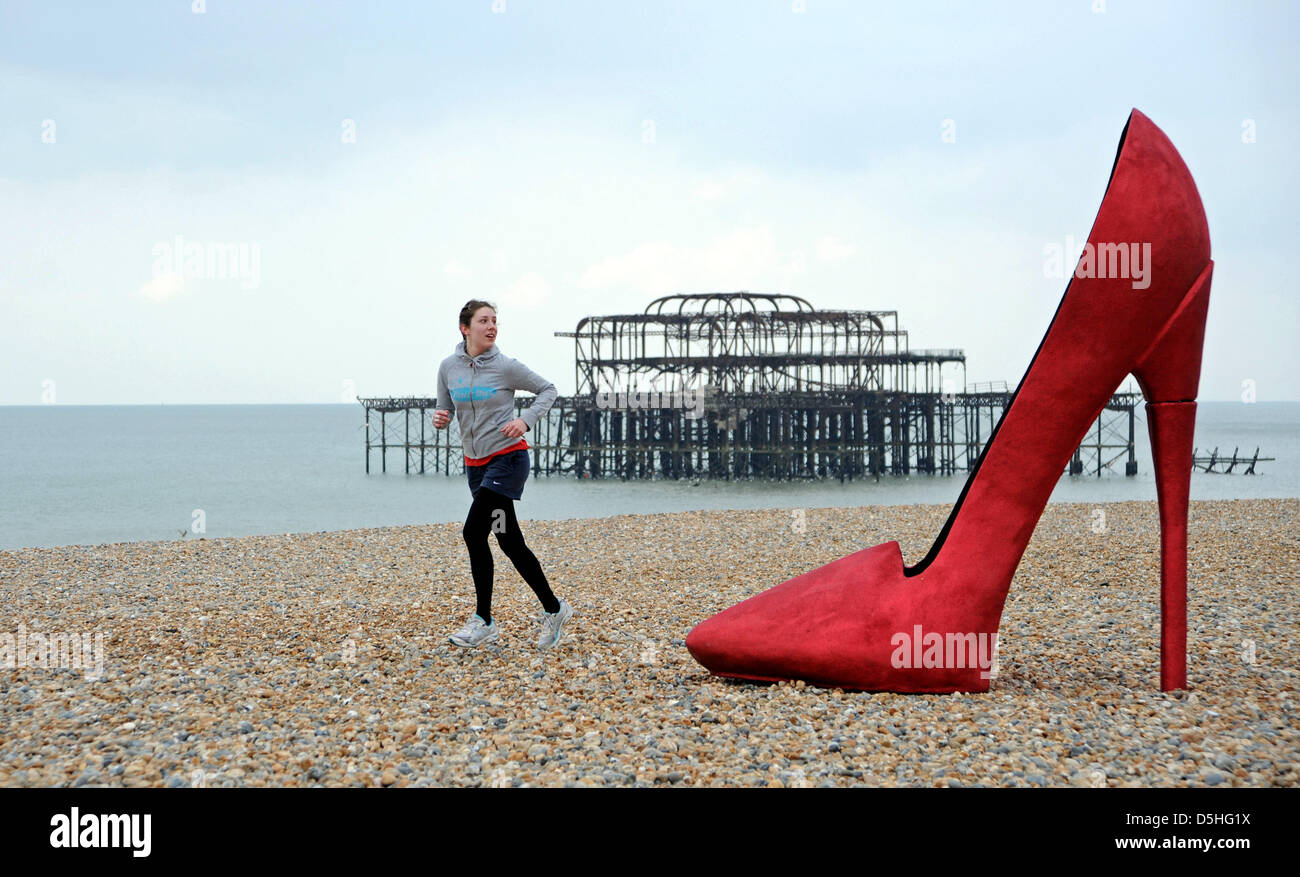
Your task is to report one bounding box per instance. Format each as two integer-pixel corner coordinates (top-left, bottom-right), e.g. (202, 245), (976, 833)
(462, 487), (559, 623)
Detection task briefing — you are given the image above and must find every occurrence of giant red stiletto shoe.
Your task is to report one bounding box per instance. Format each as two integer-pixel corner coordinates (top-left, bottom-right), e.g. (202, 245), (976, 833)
(685, 109), (1211, 693)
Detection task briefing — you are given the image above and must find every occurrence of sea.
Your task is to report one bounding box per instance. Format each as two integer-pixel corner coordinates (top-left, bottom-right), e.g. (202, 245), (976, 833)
(1, 402), (1296, 551)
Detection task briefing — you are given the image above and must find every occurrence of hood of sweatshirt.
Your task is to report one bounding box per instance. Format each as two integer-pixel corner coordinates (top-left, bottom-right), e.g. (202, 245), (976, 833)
(456, 339), (501, 365)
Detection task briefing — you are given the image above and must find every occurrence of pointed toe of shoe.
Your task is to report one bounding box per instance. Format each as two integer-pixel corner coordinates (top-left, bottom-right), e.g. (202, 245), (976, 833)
(686, 542), (920, 690)
(685, 600), (796, 683)
(683, 614), (747, 677)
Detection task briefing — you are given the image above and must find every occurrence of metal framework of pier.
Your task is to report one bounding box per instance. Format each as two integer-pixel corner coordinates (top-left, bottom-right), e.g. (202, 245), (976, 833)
(360, 292), (1142, 481)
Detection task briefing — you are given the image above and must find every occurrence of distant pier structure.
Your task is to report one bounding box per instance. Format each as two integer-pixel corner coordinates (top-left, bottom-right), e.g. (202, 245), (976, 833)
(360, 292), (1141, 480)
(1192, 447), (1274, 474)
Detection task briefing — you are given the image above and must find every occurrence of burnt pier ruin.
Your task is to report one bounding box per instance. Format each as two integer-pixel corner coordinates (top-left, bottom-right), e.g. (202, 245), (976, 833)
(361, 292), (1140, 480)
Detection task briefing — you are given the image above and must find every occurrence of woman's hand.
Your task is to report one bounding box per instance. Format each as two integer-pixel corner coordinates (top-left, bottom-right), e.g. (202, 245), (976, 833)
(500, 418), (529, 438)
(433, 409), (452, 429)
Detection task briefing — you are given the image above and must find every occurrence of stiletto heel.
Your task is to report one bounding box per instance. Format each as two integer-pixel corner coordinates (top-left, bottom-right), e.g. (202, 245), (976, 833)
(1134, 261), (1213, 691)
(686, 109), (1213, 693)
(1146, 400), (1196, 691)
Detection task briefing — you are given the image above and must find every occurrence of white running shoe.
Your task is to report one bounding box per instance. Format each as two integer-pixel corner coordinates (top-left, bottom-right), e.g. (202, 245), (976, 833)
(536, 600), (573, 649)
(449, 614), (499, 648)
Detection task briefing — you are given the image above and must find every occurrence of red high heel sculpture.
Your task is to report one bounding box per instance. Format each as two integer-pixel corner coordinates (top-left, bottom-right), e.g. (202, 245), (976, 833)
(686, 109), (1211, 693)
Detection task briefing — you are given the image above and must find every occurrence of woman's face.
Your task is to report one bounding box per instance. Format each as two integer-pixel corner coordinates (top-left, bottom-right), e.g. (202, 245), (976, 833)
(462, 306), (497, 352)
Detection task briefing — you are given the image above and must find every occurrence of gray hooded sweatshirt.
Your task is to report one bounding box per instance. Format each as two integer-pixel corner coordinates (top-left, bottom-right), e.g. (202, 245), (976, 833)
(436, 341), (558, 461)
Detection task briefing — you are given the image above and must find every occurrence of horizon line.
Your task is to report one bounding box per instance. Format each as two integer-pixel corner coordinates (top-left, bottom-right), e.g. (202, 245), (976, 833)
(2, 399), (1297, 407)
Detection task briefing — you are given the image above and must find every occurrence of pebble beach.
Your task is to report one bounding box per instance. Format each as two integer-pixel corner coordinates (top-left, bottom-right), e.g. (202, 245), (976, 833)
(0, 498), (1295, 788)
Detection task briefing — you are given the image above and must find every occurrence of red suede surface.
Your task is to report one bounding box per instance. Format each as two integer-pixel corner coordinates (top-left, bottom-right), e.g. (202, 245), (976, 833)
(685, 110), (1213, 693)
(1147, 401), (1198, 691)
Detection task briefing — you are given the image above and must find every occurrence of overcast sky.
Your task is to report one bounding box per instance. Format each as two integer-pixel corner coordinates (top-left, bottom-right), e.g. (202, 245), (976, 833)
(2, 0), (1296, 404)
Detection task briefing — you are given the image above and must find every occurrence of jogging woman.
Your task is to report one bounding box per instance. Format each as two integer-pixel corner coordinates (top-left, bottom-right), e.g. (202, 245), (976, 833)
(434, 300), (572, 649)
